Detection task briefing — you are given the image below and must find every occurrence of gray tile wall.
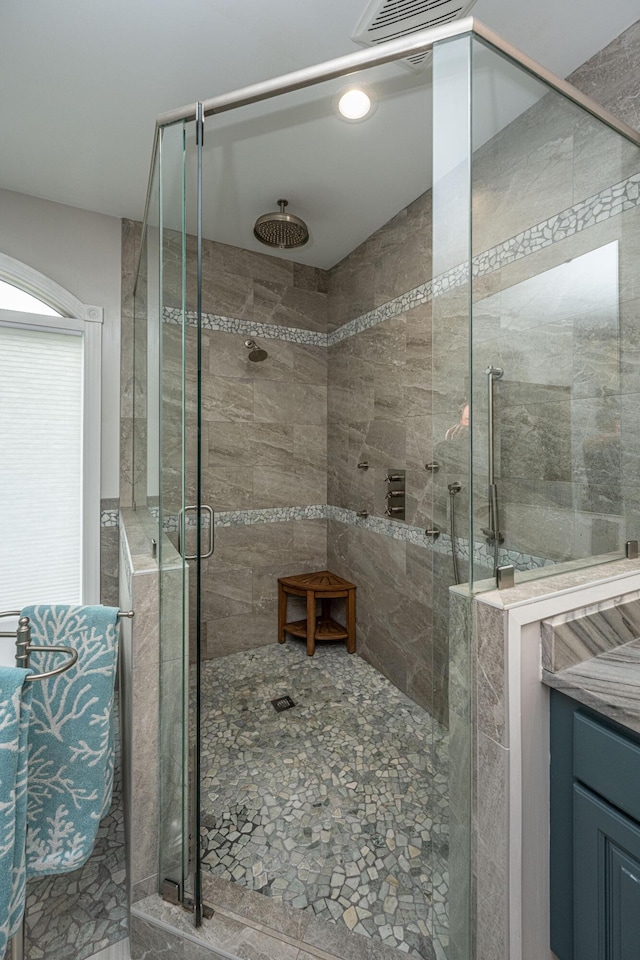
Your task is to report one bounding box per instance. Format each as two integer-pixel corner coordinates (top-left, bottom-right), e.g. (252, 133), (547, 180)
(119, 509), (161, 903)
(181, 240), (329, 660)
(120, 219), (146, 509)
(101, 497), (120, 605)
(472, 602), (509, 960)
(325, 190), (453, 724)
(568, 19), (640, 133)
(120, 227), (330, 661)
(446, 591), (472, 960)
(198, 520), (327, 659)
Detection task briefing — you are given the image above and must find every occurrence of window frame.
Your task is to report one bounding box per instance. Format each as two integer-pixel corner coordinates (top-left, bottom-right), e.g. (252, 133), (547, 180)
(0, 252), (103, 604)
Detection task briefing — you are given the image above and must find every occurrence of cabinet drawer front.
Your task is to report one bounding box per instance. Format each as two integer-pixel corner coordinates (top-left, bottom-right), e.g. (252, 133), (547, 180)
(574, 712), (640, 823)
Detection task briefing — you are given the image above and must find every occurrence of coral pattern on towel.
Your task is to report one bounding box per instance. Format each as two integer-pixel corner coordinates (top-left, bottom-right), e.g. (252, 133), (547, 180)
(21, 605), (119, 877)
(0, 667), (33, 955)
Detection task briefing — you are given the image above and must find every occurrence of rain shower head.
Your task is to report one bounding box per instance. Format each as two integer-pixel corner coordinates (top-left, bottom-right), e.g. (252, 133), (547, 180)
(245, 338), (268, 362)
(253, 199), (309, 249)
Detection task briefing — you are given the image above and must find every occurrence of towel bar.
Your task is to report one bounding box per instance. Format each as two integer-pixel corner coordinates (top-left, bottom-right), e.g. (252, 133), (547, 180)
(1, 608), (134, 619)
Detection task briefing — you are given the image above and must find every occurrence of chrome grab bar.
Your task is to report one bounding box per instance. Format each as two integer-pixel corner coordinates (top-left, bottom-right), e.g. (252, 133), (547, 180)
(484, 366), (503, 539)
(484, 365), (504, 575)
(448, 482), (462, 586)
(177, 504), (214, 560)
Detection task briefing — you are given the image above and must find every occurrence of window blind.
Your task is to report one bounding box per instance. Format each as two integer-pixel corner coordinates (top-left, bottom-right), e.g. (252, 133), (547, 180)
(0, 324), (83, 607)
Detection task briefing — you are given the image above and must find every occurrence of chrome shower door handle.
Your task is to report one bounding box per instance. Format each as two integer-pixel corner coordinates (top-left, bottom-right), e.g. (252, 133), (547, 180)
(178, 504), (215, 560)
(202, 505), (215, 558)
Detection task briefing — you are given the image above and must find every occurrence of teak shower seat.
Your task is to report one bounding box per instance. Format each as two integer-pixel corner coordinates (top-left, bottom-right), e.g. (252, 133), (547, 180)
(277, 570), (356, 656)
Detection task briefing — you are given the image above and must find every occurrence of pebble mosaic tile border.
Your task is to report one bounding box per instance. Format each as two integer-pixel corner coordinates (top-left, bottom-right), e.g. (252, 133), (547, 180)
(101, 509), (119, 527)
(118, 514), (133, 595)
(199, 644), (449, 960)
(325, 506), (551, 574)
(215, 504), (328, 526)
(164, 307), (327, 346)
(472, 171), (640, 277)
(161, 171), (640, 348)
(117, 503), (550, 574)
(327, 282), (432, 346)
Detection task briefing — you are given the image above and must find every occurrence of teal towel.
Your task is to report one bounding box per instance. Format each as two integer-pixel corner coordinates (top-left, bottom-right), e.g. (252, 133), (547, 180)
(0, 666), (33, 955)
(21, 605), (119, 877)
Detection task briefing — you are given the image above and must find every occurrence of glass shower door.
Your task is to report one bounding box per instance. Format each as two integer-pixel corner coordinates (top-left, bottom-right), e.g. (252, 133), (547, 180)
(154, 112), (206, 921)
(468, 36), (640, 585)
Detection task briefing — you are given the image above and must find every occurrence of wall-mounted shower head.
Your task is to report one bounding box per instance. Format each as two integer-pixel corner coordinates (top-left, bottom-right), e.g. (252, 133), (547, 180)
(253, 199), (309, 249)
(448, 481), (462, 495)
(245, 338), (268, 362)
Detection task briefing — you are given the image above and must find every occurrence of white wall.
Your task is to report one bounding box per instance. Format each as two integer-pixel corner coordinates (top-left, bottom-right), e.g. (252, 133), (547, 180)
(0, 188), (121, 498)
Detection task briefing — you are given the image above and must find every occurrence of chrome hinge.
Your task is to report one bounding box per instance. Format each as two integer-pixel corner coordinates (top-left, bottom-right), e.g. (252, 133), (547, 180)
(496, 565), (515, 589)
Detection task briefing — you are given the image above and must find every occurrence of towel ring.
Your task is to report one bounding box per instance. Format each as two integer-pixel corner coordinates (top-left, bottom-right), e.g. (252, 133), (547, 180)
(23, 644), (79, 682)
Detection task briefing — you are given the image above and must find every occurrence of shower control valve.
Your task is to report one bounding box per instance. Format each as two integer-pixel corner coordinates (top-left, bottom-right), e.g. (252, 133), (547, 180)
(424, 462), (440, 472)
(385, 468), (405, 520)
(425, 526), (440, 540)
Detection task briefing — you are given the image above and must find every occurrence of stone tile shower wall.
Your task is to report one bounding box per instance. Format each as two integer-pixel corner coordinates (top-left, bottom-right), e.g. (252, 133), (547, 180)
(163, 235), (330, 660)
(325, 192), (452, 724)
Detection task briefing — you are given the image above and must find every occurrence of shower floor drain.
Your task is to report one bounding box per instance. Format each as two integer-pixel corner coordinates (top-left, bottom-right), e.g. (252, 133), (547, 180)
(271, 695), (296, 712)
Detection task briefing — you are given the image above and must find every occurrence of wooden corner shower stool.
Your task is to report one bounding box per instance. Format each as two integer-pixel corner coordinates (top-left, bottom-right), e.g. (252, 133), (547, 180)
(277, 570), (356, 657)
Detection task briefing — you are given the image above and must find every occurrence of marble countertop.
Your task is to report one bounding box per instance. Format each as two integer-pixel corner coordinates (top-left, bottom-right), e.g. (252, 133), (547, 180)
(543, 637), (640, 735)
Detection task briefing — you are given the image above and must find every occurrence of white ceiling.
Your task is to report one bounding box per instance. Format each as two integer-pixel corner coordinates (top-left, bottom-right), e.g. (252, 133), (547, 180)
(1, 0), (639, 268)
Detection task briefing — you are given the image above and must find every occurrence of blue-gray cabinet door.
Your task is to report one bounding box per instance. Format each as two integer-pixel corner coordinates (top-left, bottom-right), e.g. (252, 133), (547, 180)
(574, 783), (640, 960)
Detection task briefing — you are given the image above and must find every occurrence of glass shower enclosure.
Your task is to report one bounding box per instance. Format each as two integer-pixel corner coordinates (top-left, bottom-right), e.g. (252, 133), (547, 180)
(130, 18), (640, 960)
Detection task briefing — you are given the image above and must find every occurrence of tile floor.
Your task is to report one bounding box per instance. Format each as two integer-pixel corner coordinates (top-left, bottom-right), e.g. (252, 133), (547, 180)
(199, 644), (449, 959)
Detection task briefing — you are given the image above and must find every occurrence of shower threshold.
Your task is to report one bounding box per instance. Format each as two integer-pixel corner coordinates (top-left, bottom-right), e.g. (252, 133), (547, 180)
(132, 875), (440, 960)
(130, 885), (405, 960)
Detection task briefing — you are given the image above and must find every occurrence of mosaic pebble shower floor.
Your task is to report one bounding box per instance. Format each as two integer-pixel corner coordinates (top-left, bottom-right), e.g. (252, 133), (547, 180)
(200, 645), (449, 959)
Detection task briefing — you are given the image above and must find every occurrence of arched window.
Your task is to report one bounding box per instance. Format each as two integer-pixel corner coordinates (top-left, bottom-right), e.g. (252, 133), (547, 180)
(0, 253), (102, 609)
(0, 278), (61, 316)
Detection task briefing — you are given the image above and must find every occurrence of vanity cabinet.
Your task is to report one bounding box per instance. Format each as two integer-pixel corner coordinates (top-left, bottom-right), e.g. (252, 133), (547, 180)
(550, 690), (640, 960)
(573, 784), (640, 959)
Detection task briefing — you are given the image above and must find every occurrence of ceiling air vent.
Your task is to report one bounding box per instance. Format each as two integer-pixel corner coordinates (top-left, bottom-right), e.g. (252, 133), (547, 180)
(352, 0), (477, 72)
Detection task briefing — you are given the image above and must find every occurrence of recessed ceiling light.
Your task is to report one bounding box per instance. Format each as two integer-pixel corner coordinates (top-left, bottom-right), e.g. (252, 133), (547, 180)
(334, 85), (376, 122)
